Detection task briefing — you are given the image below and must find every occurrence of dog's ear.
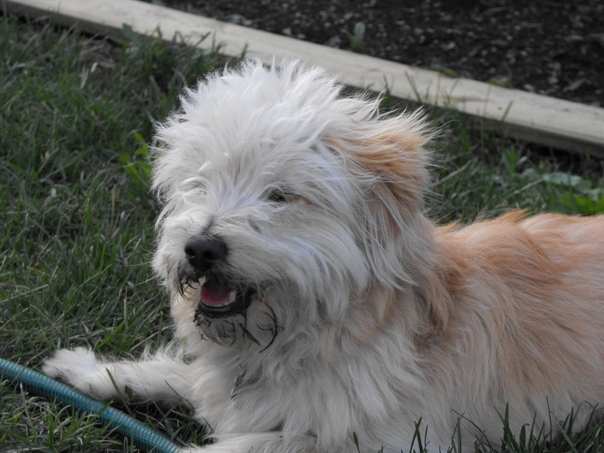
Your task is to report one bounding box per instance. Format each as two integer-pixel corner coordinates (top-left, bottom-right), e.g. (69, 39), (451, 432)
(325, 112), (433, 286)
(355, 120), (429, 214)
(329, 113), (431, 232)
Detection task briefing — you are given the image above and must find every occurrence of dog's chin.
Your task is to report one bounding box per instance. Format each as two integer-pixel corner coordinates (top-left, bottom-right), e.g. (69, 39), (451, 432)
(187, 278), (284, 349)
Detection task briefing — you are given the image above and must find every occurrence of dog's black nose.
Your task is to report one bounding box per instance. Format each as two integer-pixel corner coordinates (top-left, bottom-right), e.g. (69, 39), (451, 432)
(184, 237), (228, 272)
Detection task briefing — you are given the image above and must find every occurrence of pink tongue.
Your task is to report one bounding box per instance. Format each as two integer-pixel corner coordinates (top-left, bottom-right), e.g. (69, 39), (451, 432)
(201, 283), (234, 306)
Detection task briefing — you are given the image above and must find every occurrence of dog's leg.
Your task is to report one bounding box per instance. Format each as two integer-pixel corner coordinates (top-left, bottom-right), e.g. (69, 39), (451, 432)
(43, 347), (192, 403)
(179, 433), (319, 453)
(179, 432), (438, 453)
(178, 433), (430, 453)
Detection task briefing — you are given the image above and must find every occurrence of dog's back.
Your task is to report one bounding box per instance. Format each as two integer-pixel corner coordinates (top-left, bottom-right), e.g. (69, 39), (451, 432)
(425, 212), (604, 445)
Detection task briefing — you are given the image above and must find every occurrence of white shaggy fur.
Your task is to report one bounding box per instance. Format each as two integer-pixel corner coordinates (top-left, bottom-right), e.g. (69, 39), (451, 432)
(44, 61), (604, 453)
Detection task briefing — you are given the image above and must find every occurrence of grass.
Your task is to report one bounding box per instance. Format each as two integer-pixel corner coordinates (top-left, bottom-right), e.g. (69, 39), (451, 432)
(1, 13), (603, 453)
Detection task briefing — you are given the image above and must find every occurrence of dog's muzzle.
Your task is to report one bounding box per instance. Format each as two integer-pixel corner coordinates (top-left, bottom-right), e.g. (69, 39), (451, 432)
(184, 237), (255, 318)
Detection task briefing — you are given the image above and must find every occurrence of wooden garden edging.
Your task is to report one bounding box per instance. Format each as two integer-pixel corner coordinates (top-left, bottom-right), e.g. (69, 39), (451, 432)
(5, 0), (604, 156)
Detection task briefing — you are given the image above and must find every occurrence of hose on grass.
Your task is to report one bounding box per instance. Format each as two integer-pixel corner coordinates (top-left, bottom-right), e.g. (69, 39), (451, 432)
(0, 357), (180, 453)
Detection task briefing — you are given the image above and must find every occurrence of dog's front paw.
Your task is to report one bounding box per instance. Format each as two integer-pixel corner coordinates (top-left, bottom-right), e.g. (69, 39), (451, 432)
(43, 347), (118, 399)
(43, 347), (98, 380)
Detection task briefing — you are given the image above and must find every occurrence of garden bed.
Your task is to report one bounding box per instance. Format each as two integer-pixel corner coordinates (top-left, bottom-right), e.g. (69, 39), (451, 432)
(155, 0), (604, 107)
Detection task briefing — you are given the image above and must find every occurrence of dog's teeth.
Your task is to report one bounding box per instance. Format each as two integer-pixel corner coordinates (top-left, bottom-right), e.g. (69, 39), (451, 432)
(213, 290), (237, 307)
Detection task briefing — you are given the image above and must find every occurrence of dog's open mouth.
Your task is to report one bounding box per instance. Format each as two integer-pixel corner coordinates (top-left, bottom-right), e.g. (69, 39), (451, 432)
(197, 279), (256, 317)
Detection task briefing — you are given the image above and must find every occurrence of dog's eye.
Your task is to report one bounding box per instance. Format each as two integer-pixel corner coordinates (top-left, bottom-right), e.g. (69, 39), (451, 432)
(266, 189), (288, 204)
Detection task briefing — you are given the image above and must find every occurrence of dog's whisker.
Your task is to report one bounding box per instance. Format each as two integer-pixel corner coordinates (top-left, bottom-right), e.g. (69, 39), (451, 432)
(239, 322), (261, 347)
(255, 319), (280, 354)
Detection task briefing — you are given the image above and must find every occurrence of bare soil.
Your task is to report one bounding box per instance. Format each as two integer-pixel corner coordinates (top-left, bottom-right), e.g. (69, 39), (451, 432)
(151, 0), (604, 107)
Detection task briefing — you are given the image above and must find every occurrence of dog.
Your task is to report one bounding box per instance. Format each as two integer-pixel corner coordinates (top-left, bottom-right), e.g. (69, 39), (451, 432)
(43, 60), (604, 453)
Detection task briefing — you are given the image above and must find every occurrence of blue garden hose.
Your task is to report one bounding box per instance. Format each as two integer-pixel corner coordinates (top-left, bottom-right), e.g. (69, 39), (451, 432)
(0, 358), (180, 453)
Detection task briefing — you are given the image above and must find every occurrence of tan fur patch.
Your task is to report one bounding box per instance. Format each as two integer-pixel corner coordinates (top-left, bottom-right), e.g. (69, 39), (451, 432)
(420, 212), (604, 430)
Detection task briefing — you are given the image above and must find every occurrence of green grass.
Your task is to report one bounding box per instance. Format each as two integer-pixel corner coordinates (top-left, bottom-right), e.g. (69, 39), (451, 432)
(1, 13), (603, 453)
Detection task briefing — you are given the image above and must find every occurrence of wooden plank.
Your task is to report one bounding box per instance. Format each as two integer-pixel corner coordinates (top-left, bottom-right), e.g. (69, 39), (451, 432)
(5, 0), (604, 156)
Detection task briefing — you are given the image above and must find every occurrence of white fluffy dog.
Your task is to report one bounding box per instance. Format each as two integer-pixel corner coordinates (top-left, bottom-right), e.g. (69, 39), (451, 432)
(44, 61), (604, 453)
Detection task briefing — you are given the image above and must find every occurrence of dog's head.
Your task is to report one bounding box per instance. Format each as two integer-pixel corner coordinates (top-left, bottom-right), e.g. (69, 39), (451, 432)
(151, 61), (432, 350)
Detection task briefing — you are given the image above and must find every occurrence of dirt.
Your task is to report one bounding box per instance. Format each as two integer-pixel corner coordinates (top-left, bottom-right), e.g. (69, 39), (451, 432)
(150, 0), (604, 108)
